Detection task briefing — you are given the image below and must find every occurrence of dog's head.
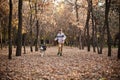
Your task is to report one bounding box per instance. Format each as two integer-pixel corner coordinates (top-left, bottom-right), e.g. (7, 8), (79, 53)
(40, 45), (47, 51)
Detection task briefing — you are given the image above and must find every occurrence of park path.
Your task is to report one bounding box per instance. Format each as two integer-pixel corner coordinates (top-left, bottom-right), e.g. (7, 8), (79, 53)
(0, 46), (120, 80)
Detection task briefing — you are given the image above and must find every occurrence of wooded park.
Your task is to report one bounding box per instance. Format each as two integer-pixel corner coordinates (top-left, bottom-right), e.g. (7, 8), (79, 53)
(0, 0), (120, 80)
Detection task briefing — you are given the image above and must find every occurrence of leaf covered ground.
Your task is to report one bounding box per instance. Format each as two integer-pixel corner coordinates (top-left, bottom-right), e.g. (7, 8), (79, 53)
(0, 46), (120, 80)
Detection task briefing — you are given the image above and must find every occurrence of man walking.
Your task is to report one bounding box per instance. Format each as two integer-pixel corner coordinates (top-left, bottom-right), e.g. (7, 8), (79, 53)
(54, 29), (66, 56)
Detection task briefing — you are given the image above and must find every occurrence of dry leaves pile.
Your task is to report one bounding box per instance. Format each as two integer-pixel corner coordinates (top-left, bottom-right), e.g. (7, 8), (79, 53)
(0, 47), (120, 80)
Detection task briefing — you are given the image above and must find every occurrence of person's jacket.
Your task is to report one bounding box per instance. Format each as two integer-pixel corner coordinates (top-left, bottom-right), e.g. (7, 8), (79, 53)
(55, 32), (66, 43)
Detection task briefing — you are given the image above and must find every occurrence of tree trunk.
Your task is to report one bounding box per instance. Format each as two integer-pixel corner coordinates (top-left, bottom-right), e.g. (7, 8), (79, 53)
(3, 27), (7, 47)
(75, 0), (82, 49)
(94, 16), (100, 54)
(118, 5), (120, 59)
(90, 0), (96, 52)
(35, 20), (39, 51)
(29, 0), (33, 52)
(30, 24), (33, 52)
(81, 35), (85, 49)
(23, 33), (26, 54)
(0, 20), (3, 50)
(13, 27), (16, 48)
(79, 30), (82, 49)
(16, 0), (23, 56)
(105, 0), (111, 56)
(0, 32), (2, 50)
(35, 1), (39, 51)
(85, 0), (91, 51)
(75, 0), (79, 22)
(8, 0), (13, 59)
(99, 0), (111, 54)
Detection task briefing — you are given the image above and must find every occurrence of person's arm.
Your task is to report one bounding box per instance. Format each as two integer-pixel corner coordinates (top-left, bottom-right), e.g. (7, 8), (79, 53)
(54, 34), (58, 41)
(63, 33), (66, 40)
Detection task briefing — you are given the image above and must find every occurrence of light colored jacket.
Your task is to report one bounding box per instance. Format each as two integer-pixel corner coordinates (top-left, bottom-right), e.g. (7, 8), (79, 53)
(55, 32), (66, 43)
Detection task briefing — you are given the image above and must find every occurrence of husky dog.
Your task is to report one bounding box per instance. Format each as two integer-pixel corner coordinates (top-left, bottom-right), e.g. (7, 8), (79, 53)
(40, 44), (47, 57)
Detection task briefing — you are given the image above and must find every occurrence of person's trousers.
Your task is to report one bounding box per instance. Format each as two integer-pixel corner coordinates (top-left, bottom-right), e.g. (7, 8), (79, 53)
(58, 43), (64, 53)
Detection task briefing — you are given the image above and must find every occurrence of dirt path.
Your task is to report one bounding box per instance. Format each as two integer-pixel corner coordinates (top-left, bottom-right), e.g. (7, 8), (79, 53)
(0, 46), (120, 80)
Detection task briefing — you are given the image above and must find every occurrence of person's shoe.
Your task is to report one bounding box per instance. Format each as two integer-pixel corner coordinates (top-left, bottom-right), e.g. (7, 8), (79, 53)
(57, 52), (60, 56)
(60, 53), (62, 56)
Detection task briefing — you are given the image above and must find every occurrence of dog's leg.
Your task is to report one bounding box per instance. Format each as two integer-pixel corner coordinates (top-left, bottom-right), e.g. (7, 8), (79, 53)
(44, 51), (45, 55)
(41, 51), (45, 57)
(41, 53), (43, 57)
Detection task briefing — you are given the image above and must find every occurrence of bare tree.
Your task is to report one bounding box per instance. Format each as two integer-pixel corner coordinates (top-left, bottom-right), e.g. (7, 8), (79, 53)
(118, 5), (120, 59)
(16, 0), (23, 56)
(29, 0), (33, 52)
(99, 0), (111, 55)
(8, 0), (13, 59)
(105, 0), (112, 56)
(85, 0), (91, 51)
(90, 0), (96, 52)
(0, 19), (3, 50)
(35, 0), (39, 51)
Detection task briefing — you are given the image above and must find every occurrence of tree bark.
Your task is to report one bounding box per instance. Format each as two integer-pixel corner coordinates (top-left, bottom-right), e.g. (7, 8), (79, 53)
(118, 5), (120, 59)
(0, 20), (3, 50)
(105, 0), (112, 56)
(99, 0), (111, 54)
(23, 33), (26, 54)
(13, 27), (16, 48)
(75, 0), (82, 49)
(99, 25), (105, 54)
(35, 20), (39, 51)
(85, 0), (91, 51)
(3, 27), (7, 47)
(0, 32), (2, 50)
(35, 0), (39, 51)
(81, 35), (85, 49)
(29, 0), (33, 52)
(94, 16), (100, 54)
(16, 0), (23, 56)
(79, 30), (82, 49)
(75, 0), (79, 22)
(30, 17), (33, 52)
(8, 0), (13, 59)
(90, 0), (96, 52)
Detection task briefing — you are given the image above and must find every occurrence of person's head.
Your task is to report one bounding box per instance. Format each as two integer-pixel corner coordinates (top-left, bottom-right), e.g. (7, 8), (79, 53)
(59, 28), (62, 33)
